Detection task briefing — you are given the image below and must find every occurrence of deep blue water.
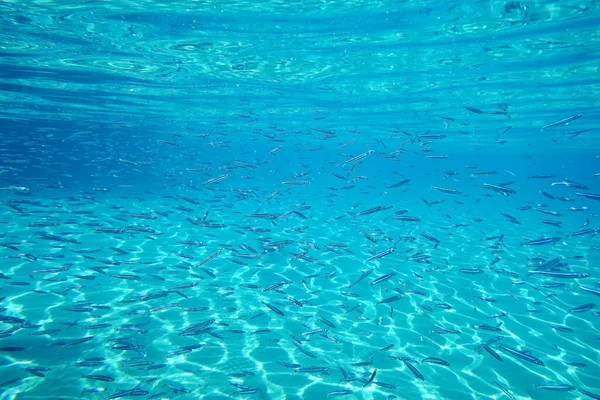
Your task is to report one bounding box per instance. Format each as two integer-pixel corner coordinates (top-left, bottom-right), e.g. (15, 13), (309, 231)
(1, 1), (599, 399)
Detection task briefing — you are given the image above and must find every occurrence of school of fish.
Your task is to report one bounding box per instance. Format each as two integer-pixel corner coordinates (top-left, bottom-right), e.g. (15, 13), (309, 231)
(0, 110), (598, 399)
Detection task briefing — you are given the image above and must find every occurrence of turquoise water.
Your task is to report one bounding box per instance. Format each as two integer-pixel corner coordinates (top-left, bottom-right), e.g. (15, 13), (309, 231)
(1, 1), (600, 399)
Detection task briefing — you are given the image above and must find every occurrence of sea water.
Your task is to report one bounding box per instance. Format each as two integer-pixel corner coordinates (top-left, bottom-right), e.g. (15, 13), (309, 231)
(0, 1), (599, 399)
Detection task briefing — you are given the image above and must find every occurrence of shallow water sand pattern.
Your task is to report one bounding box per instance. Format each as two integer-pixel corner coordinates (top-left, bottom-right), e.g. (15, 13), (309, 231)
(0, 152), (599, 400)
(1, 1), (600, 399)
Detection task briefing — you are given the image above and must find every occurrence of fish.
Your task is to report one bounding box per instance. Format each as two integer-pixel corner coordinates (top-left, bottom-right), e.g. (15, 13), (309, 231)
(367, 247), (396, 261)
(533, 256), (563, 271)
(464, 105), (484, 114)
(343, 150), (374, 165)
(278, 361), (301, 368)
(328, 390), (354, 397)
(432, 186), (462, 194)
(387, 179), (410, 188)
(295, 366), (330, 374)
(569, 303), (595, 313)
(82, 374), (115, 382)
(549, 325), (572, 332)
(480, 343), (503, 362)
(421, 357), (450, 367)
(494, 381), (515, 399)
(349, 269), (374, 288)
(378, 295), (403, 304)
(551, 181), (589, 190)
(579, 285), (600, 296)
(358, 228), (377, 243)
(204, 173), (231, 185)
(528, 174), (556, 179)
(483, 183), (517, 196)
(501, 213), (521, 224)
(498, 345), (545, 366)
(363, 369), (377, 387)
(577, 192), (600, 201)
(536, 384), (575, 391)
(402, 360), (425, 381)
(541, 114), (583, 130)
(0, 347), (25, 352)
(520, 237), (561, 246)
(60, 336), (94, 347)
(262, 301), (285, 317)
(528, 271), (589, 279)
(372, 272), (396, 285)
(579, 389), (600, 399)
(106, 388), (150, 399)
